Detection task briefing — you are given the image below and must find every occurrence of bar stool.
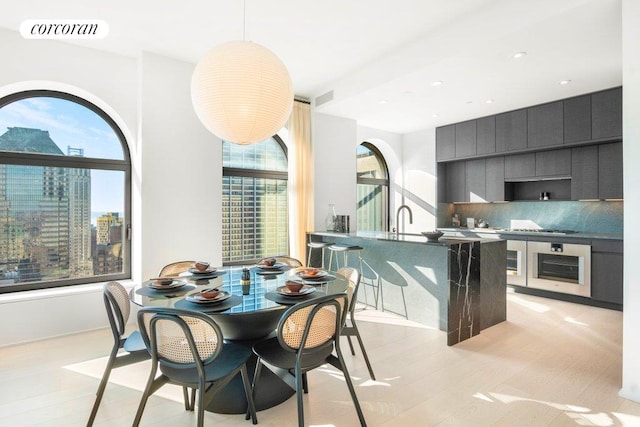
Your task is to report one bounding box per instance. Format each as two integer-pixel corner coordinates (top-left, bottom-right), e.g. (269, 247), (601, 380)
(306, 241), (333, 268)
(328, 244), (380, 308)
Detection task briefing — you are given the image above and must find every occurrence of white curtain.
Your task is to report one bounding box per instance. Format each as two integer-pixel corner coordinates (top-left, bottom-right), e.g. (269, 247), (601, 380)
(286, 101), (313, 262)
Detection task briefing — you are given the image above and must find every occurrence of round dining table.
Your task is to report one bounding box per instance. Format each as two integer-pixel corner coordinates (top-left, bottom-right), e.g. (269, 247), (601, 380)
(130, 264), (347, 414)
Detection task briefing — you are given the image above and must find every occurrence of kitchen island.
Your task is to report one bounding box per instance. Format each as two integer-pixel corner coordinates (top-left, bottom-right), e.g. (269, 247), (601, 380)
(307, 231), (506, 345)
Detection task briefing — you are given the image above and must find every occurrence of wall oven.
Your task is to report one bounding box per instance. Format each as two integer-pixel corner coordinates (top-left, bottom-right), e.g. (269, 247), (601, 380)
(506, 240), (527, 286)
(527, 241), (591, 297)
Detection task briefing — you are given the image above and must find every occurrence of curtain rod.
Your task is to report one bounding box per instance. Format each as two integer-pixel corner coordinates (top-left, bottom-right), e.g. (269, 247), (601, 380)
(294, 97), (310, 105)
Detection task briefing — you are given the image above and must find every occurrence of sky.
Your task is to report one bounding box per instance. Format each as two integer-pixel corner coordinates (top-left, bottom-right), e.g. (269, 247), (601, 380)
(0, 96), (125, 214)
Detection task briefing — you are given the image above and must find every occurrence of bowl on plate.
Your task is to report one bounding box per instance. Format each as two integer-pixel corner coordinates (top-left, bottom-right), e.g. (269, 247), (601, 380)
(421, 230), (444, 242)
(201, 288), (221, 299)
(152, 277), (174, 286)
(194, 261), (210, 272)
(259, 257), (277, 267)
(285, 281), (304, 292)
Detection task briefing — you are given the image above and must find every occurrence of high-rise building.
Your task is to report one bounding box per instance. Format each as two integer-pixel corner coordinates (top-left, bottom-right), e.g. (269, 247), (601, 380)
(0, 127), (92, 282)
(93, 212), (124, 276)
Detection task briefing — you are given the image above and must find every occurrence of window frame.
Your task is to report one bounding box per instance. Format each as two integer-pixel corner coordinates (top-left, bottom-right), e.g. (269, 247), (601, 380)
(222, 135), (289, 266)
(357, 141), (390, 231)
(0, 89), (132, 293)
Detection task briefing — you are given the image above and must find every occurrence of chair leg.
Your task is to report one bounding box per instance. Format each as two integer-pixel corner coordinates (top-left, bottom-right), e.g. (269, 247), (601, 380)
(335, 345), (367, 426)
(133, 363), (160, 427)
(352, 322), (376, 381)
(295, 363), (305, 427)
(347, 335), (356, 356)
(196, 380), (206, 427)
(86, 349), (117, 426)
(246, 360), (263, 420)
(182, 387), (192, 411)
(240, 365), (258, 424)
(302, 372), (309, 394)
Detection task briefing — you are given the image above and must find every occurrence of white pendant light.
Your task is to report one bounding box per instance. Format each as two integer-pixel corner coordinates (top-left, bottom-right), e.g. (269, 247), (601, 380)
(191, 2), (293, 145)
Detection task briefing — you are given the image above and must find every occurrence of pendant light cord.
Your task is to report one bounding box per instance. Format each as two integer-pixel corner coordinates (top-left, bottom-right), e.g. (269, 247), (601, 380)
(242, 0), (246, 41)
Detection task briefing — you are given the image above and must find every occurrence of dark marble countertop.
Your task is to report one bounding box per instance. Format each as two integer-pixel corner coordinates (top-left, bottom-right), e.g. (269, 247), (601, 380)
(436, 227), (623, 241)
(308, 231), (500, 246)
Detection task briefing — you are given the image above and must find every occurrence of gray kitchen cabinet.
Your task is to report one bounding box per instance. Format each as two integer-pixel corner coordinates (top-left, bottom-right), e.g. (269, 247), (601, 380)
(445, 161), (466, 202)
(598, 142), (623, 199)
(465, 159), (485, 202)
(591, 239), (623, 305)
(535, 149), (571, 177)
(504, 153), (535, 180)
(436, 125), (455, 161)
(455, 120), (477, 158)
(476, 116), (496, 155)
(571, 145), (599, 200)
(485, 157), (505, 201)
(592, 87), (622, 140)
(496, 109), (527, 152)
(528, 101), (563, 148)
(564, 95), (591, 143)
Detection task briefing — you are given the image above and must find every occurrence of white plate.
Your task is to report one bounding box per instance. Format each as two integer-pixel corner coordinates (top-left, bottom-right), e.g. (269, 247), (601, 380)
(147, 280), (185, 290)
(188, 267), (217, 275)
(185, 291), (231, 304)
(276, 285), (316, 297)
(296, 270), (328, 280)
(255, 263), (285, 270)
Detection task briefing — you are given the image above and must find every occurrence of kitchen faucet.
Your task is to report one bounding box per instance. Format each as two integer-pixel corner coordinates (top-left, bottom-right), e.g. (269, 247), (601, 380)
(396, 204), (413, 238)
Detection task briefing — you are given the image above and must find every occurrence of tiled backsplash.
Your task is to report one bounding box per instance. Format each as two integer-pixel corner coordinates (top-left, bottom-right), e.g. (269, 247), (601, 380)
(438, 201), (623, 234)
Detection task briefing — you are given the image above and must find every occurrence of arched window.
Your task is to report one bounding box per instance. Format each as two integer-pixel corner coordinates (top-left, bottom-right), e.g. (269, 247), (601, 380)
(222, 136), (288, 264)
(357, 142), (389, 232)
(0, 90), (131, 293)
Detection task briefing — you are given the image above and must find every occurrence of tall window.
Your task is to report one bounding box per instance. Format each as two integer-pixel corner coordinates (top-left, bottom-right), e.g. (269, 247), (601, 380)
(0, 90), (131, 293)
(222, 137), (288, 264)
(357, 142), (389, 232)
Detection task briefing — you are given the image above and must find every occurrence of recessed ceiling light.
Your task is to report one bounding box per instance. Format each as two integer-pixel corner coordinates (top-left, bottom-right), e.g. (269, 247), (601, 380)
(513, 52), (527, 59)
(485, 99), (494, 104)
(466, 100), (473, 104)
(431, 81), (444, 87)
(432, 114), (439, 118)
(559, 80), (572, 85)
(378, 99), (389, 105)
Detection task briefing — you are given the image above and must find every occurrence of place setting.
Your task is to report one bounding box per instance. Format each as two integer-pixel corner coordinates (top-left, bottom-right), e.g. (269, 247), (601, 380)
(252, 257), (289, 275)
(136, 277), (195, 297)
(174, 287), (243, 312)
(289, 267), (336, 285)
(180, 261), (226, 279)
(265, 280), (325, 305)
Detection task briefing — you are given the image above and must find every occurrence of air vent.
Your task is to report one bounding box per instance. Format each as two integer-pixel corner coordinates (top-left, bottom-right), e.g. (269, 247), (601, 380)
(315, 90), (334, 106)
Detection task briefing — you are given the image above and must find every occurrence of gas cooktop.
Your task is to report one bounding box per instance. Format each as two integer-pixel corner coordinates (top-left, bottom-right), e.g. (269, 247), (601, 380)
(502, 228), (577, 235)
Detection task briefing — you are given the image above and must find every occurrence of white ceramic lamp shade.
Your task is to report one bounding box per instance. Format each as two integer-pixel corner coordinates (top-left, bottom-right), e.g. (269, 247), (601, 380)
(191, 40), (294, 145)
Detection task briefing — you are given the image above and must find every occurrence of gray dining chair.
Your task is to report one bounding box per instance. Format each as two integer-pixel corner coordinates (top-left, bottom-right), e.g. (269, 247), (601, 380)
(134, 307), (258, 427)
(250, 293), (366, 426)
(337, 267), (376, 380)
(87, 281), (150, 426)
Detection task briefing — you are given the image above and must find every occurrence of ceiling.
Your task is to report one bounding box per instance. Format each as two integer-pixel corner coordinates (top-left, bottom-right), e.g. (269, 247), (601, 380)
(0, 0), (622, 134)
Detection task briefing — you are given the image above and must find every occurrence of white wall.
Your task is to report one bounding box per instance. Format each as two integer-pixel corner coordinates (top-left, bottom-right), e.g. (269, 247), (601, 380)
(620, 0), (640, 403)
(312, 113), (358, 230)
(139, 52), (222, 280)
(401, 128), (438, 233)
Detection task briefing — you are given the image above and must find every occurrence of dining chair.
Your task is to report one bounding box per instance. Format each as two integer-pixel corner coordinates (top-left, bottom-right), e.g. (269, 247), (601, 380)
(260, 256), (303, 267)
(87, 281), (151, 426)
(337, 267), (376, 380)
(134, 307), (258, 427)
(159, 260), (197, 277)
(250, 293), (366, 427)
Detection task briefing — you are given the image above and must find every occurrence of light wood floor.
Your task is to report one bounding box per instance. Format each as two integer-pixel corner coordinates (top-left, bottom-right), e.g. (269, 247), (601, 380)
(1, 289), (639, 427)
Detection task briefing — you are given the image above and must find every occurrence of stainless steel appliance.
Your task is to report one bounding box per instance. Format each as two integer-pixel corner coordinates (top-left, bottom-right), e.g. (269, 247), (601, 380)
(527, 241), (591, 297)
(506, 240), (527, 286)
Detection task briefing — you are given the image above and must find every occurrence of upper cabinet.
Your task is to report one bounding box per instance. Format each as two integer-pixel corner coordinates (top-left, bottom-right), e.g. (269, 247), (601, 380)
(495, 110), (527, 153)
(527, 101), (563, 148)
(592, 87), (623, 140)
(435, 87), (622, 162)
